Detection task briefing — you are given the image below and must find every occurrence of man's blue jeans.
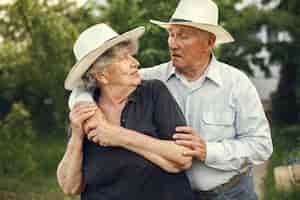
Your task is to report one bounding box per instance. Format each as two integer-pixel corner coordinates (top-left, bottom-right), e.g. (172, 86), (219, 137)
(195, 171), (258, 200)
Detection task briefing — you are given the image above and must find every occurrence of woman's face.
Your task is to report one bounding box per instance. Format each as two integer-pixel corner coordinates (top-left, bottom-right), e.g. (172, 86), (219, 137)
(103, 49), (141, 87)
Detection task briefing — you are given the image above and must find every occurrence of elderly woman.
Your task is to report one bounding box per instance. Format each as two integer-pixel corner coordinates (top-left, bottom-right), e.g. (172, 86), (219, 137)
(57, 24), (194, 200)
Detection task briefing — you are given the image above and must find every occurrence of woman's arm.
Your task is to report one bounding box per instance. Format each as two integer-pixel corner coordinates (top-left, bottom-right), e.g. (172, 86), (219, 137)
(57, 131), (84, 195)
(117, 127), (193, 173)
(116, 80), (192, 172)
(88, 123), (192, 173)
(86, 80), (193, 173)
(57, 102), (97, 195)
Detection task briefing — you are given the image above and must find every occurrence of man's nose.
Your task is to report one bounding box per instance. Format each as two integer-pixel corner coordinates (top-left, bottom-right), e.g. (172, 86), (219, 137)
(129, 56), (140, 68)
(168, 36), (179, 50)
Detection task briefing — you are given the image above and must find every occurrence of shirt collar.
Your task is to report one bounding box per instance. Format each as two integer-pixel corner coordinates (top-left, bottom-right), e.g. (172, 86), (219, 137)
(205, 55), (223, 86)
(165, 55), (222, 87)
(127, 81), (150, 103)
(166, 62), (177, 81)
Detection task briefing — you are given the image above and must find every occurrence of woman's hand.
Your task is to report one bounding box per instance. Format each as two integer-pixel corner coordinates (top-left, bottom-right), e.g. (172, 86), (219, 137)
(69, 102), (98, 137)
(84, 108), (123, 147)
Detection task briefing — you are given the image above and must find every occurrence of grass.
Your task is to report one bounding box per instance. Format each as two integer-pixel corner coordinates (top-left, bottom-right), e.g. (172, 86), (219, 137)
(0, 133), (79, 200)
(263, 126), (300, 200)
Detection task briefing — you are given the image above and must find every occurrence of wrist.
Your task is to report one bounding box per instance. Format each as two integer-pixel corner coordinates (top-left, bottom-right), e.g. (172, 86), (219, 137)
(71, 122), (84, 134)
(68, 135), (84, 151)
(112, 126), (128, 147)
(70, 130), (84, 142)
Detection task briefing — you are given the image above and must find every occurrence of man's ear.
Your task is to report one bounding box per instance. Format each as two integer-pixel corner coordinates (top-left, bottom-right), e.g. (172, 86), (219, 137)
(94, 71), (108, 85)
(208, 33), (216, 48)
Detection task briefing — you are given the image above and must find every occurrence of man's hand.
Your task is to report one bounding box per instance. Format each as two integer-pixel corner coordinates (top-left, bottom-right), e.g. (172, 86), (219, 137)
(173, 126), (207, 161)
(83, 108), (123, 147)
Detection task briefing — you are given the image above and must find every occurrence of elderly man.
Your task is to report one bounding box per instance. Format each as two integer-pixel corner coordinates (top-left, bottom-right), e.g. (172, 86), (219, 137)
(67, 0), (273, 200)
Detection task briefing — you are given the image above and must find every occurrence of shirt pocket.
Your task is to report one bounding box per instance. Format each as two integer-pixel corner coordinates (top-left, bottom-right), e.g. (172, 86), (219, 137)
(202, 111), (235, 141)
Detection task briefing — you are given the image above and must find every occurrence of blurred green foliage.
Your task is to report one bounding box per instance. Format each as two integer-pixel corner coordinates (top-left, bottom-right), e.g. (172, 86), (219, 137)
(0, 0), (99, 198)
(0, 0), (299, 199)
(0, 103), (37, 177)
(263, 126), (300, 200)
(0, 0), (102, 133)
(98, 0), (178, 67)
(262, 0), (300, 125)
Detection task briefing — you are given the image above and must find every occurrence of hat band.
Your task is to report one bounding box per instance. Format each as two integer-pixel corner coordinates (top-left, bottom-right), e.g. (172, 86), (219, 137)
(170, 18), (193, 23)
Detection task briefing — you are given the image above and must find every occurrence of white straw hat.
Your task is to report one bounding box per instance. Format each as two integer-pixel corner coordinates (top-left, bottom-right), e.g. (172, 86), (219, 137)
(150, 0), (234, 45)
(64, 23), (145, 90)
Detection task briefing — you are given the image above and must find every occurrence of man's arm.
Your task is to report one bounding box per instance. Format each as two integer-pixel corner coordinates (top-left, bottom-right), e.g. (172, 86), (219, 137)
(204, 79), (273, 170)
(174, 76), (273, 171)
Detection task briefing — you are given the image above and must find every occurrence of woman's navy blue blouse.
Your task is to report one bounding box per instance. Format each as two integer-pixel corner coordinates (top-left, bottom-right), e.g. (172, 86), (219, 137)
(81, 79), (194, 200)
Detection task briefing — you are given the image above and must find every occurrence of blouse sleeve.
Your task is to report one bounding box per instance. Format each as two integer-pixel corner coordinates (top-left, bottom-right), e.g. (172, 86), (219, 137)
(151, 79), (187, 140)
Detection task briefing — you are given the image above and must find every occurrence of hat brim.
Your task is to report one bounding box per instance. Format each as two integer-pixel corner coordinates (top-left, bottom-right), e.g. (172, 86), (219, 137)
(64, 26), (145, 91)
(150, 19), (234, 46)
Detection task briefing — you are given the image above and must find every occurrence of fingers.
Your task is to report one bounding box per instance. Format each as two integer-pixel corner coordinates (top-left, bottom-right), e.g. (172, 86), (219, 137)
(73, 101), (97, 109)
(70, 102), (98, 128)
(72, 102), (97, 117)
(76, 107), (97, 115)
(174, 126), (205, 147)
(173, 133), (194, 140)
(71, 110), (95, 125)
(86, 130), (101, 145)
(86, 129), (105, 146)
(182, 149), (206, 161)
(86, 131), (108, 147)
(173, 127), (207, 161)
(182, 150), (198, 157)
(175, 140), (204, 149)
(91, 135), (99, 144)
(87, 129), (97, 140)
(175, 126), (194, 134)
(83, 118), (98, 133)
(73, 103), (97, 115)
(174, 133), (205, 146)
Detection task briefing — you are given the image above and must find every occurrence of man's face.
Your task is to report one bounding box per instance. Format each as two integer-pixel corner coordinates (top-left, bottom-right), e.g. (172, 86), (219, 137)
(167, 25), (215, 71)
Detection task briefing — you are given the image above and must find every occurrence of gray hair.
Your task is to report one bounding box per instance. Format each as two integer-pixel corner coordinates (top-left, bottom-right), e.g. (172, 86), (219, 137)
(81, 40), (138, 91)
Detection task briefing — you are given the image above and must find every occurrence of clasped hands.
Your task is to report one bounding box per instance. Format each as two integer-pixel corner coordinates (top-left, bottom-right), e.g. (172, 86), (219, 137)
(70, 102), (207, 161)
(69, 102), (121, 147)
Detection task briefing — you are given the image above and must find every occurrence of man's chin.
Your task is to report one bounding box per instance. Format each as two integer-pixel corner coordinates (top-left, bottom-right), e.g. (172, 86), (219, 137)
(172, 60), (186, 70)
